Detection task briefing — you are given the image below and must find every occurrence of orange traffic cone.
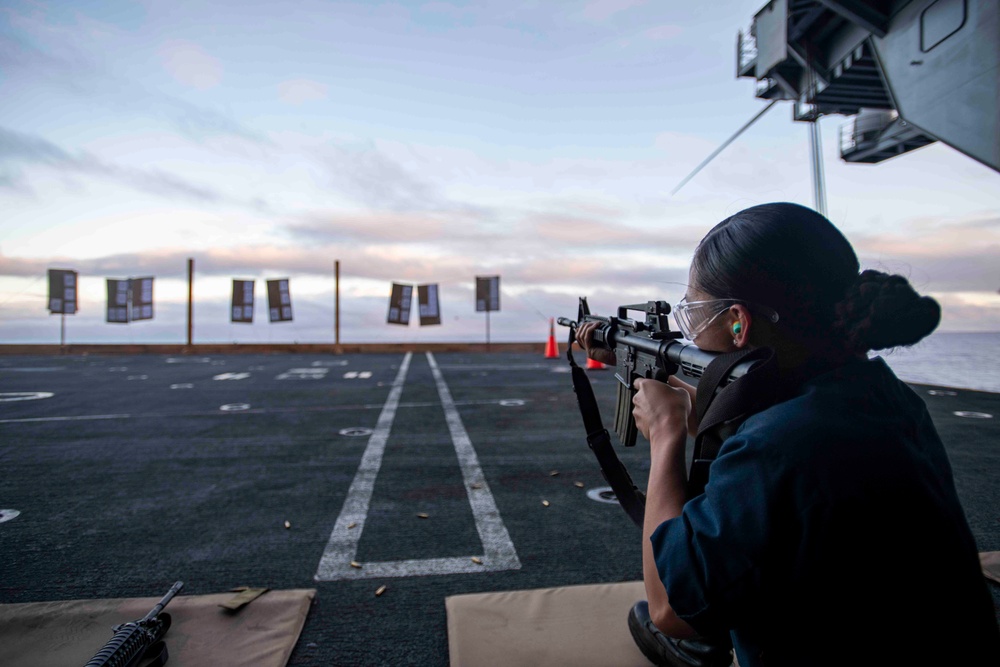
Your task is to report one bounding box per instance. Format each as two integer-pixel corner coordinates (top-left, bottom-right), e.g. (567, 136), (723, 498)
(586, 357), (606, 370)
(544, 318), (559, 358)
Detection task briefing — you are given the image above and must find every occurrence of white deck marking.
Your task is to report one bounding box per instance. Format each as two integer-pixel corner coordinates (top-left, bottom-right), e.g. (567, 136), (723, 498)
(0, 509), (20, 524)
(0, 392), (54, 402)
(339, 427), (373, 437)
(0, 414), (129, 424)
(436, 364), (552, 371)
(315, 352), (520, 581)
(277, 368), (328, 380)
(213, 372), (250, 381)
(1, 367), (65, 372)
(0, 398), (527, 425)
(954, 411), (992, 419)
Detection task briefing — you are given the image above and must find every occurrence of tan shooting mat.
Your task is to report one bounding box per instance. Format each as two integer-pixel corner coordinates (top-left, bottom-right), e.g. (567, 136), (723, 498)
(982, 551), (1000, 585)
(0, 588), (315, 667)
(446, 556), (1000, 667)
(446, 580), (653, 667)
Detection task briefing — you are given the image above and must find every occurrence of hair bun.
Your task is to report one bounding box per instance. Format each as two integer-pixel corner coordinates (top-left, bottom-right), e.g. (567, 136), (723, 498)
(834, 270), (941, 353)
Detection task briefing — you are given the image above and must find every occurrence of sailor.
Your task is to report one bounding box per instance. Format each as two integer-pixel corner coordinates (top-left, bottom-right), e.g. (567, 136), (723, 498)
(577, 202), (1000, 667)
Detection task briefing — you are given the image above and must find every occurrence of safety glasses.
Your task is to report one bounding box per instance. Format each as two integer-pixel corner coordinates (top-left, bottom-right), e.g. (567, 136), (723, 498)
(673, 297), (779, 342)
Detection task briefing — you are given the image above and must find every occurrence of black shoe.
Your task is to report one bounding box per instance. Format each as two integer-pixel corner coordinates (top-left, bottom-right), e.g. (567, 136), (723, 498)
(627, 600), (733, 667)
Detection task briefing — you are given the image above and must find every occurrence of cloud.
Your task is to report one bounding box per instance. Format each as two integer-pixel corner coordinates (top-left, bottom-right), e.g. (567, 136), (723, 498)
(522, 211), (701, 250)
(277, 79), (329, 105)
(925, 293), (1000, 332)
(1, 35), (265, 147)
(0, 227), (684, 296)
(291, 212), (452, 245)
(642, 24), (683, 40)
(854, 214), (1000, 292)
(284, 203), (697, 264)
(0, 126), (224, 202)
(581, 0), (648, 22)
(0, 167), (32, 194)
(159, 40), (224, 90)
(313, 141), (448, 212)
(166, 98), (269, 146)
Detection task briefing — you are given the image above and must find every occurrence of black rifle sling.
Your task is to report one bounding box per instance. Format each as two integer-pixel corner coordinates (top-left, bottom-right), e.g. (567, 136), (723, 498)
(567, 331), (646, 527)
(136, 641), (169, 667)
(689, 347), (779, 497)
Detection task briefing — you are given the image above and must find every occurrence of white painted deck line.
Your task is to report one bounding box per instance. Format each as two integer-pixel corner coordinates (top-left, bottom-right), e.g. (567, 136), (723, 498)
(0, 398), (526, 426)
(0, 414), (130, 424)
(314, 351), (520, 581)
(314, 352), (413, 581)
(426, 351), (520, 572)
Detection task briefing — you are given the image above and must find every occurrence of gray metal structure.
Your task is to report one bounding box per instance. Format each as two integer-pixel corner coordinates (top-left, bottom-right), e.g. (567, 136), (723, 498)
(738, 0), (999, 173)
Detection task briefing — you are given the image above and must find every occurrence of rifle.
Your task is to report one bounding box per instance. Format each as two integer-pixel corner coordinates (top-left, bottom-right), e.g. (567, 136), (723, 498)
(558, 297), (775, 526)
(84, 581), (184, 667)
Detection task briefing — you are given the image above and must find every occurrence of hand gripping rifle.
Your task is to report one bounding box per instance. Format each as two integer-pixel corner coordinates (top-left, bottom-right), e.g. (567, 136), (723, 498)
(84, 581), (184, 667)
(558, 298), (778, 527)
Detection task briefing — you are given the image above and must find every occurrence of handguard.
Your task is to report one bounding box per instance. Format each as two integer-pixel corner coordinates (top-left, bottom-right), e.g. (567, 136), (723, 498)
(84, 581), (184, 667)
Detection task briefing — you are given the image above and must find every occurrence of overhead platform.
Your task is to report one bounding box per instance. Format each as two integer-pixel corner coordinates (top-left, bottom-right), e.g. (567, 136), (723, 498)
(737, 0), (1000, 172)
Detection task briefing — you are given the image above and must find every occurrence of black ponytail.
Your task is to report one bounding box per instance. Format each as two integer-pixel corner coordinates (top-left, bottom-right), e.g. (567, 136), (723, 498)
(834, 270), (941, 353)
(691, 203), (940, 355)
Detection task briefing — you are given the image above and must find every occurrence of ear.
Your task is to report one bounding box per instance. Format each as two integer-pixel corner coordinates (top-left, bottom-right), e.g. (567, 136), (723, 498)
(729, 304), (753, 349)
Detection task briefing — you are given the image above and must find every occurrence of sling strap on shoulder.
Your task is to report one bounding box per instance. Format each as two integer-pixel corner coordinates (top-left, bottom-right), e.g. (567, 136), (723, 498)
(566, 328), (646, 527)
(689, 346), (779, 497)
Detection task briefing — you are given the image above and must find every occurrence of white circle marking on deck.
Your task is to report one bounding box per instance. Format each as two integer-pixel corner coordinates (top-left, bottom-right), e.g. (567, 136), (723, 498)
(312, 360), (349, 367)
(0, 509), (20, 524)
(550, 366), (571, 373)
(927, 390), (958, 396)
(109, 367), (128, 372)
(498, 399), (525, 407)
(586, 487), (619, 504)
(953, 411), (992, 419)
(339, 427), (374, 437)
(220, 403), (251, 411)
(170, 383), (194, 389)
(127, 375), (149, 381)
(166, 357), (211, 364)
(0, 392), (54, 402)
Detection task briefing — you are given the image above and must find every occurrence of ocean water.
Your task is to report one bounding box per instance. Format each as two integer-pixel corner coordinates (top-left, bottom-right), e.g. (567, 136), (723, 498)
(874, 332), (1000, 394)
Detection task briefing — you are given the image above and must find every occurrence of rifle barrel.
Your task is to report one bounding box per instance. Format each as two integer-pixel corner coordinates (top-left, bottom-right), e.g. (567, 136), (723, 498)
(142, 581), (184, 622)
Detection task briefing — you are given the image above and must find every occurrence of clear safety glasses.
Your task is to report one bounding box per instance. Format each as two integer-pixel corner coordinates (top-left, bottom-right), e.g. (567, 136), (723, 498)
(673, 297), (779, 342)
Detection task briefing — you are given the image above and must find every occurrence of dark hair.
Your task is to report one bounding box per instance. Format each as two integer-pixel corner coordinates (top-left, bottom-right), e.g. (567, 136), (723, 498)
(691, 202), (940, 355)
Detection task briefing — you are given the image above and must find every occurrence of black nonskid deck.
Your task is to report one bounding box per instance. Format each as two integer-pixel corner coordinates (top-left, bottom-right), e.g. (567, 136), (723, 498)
(1, 352), (997, 666)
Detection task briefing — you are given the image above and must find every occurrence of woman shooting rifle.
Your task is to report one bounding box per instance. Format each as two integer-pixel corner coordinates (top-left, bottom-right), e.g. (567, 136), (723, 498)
(576, 202), (999, 667)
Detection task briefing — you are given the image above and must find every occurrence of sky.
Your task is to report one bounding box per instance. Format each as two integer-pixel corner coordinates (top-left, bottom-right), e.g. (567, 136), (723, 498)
(1, 0), (998, 345)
